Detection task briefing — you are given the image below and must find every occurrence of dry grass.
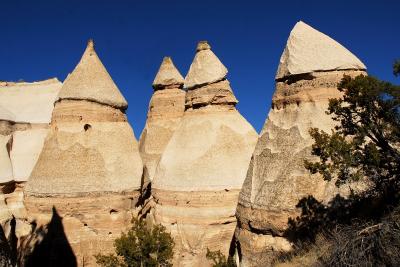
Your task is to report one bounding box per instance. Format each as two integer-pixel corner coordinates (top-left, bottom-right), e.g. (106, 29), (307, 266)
(273, 207), (400, 267)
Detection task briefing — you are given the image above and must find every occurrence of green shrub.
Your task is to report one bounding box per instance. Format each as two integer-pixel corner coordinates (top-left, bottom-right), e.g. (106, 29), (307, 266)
(206, 248), (236, 267)
(95, 218), (174, 267)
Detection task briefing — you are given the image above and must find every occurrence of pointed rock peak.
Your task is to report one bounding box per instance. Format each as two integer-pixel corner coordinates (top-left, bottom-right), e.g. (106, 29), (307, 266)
(184, 41), (228, 89)
(196, 41), (211, 51)
(87, 39), (94, 49)
(152, 57), (184, 89)
(276, 21), (366, 80)
(58, 39), (128, 109)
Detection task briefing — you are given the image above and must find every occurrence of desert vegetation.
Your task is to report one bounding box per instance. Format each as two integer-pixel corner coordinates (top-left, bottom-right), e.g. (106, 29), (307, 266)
(95, 219), (174, 267)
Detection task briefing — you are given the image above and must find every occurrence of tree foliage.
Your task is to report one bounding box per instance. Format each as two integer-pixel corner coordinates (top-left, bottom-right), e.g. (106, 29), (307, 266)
(394, 60), (400, 77)
(206, 249), (236, 267)
(95, 218), (174, 267)
(305, 73), (400, 199)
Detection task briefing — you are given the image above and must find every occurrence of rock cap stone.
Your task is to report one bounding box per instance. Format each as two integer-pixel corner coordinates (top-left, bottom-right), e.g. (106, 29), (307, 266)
(276, 21), (366, 80)
(184, 41), (228, 89)
(58, 40), (128, 109)
(152, 57), (184, 89)
(196, 41), (211, 51)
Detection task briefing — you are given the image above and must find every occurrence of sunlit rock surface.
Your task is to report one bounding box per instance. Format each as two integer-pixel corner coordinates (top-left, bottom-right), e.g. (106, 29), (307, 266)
(0, 78), (61, 253)
(236, 21), (367, 266)
(151, 41), (258, 267)
(24, 40), (143, 266)
(139, 57), (185, 181)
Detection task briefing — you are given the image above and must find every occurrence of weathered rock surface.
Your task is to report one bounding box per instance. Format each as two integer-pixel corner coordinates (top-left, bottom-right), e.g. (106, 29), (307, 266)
(58, 40), (128, 109)
(236, 21), (367, 266)
(151, 41), (258, 266)
(24, 40), (143, 266)
(139, 57), (185, 181)
(0, 78), (61, 254)
(0, 79), (61, 124)
(276, 21), (366, 79)
(184, 41), (228, 89)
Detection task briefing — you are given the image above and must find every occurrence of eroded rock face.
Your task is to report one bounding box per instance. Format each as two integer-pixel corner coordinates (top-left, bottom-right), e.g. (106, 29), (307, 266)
(151, 41), (258, 266)
(139, 57), (185, 181)
(236, 22), (367, 267)
(24, 41), (143, 266)
(0, 78), (61, 256)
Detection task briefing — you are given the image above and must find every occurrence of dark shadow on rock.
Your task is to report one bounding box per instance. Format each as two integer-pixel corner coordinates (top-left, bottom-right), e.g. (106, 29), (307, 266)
(25, 206), (77, 267)
(0, 223), (13, 266)
(284, 187), (399, 243)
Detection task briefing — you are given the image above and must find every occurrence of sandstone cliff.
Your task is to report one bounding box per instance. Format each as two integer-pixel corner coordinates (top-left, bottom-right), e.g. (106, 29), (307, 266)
(139, 57), (185, 182)
(151, 41), (258, 266)
(235, 21), (367, 266)
(0, 78), (61, 254)
(23, 40), (143, 266)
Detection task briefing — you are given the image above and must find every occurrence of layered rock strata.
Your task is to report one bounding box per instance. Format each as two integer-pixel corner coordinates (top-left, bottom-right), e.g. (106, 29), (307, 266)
(0, 79), (61, 249)
(139, 57), (185, 182)
(24, 40), (143, 266)
(236, 21), (367, 266)
(152, 41), (258, 266)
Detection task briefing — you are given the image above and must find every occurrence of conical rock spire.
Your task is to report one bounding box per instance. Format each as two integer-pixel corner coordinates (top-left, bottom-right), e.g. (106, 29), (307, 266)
(276, 21), (366, 79)
(184, 41), (228, 89)
(152, 57), (184, 89)
(58, 40), (128, 109)
(236, 21), (367, 266)
(151, 41), (257, 266)
(184, 41), (237, 108)
(25, 41), (143, 265)
(139, 56), (186, 181)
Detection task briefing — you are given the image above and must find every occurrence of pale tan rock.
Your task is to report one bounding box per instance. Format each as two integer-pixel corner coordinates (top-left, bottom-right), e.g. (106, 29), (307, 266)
(0, 78), (61, 123)
(0, 79), (61, 259)
(152, 57), (184, 89)
(152, 42), (258, 266)
(185, 79), (238, 109)
(236, 22), (367, 266)
(154, 107), (257, 192)
(139, 57), (185, 181)
(276, 21), (366, 79)
(184, 41), (228, 89)
(0, 192), (12, 225)
(0, 106), (16, 122)
(26, 102), (143, 195)
(58, 40), (128, 109)
(24, 41), (143, 266)
(10, 129), (48, 183)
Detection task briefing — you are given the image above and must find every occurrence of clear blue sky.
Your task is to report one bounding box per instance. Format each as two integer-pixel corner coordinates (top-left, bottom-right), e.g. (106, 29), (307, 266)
(1, 0), (398, 134)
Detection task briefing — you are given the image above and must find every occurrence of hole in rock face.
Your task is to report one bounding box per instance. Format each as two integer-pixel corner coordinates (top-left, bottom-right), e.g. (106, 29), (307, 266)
(83, 223), (88, 227)
(84, 124), (91, 131)
(109, 209), (118, 214)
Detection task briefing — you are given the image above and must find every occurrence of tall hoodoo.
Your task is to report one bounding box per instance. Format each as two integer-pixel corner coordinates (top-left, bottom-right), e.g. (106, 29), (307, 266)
(24, 40), (143, 266)
(151, 41), (258, 266)
(0, 78), (61, 250)
(139, 57), (185, 182)
(235, 21), (367, 266)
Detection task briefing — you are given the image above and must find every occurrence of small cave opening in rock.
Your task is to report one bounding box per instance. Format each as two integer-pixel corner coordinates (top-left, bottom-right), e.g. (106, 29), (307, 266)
(109, 209), (118, 215)
(83, 124), (91, 131)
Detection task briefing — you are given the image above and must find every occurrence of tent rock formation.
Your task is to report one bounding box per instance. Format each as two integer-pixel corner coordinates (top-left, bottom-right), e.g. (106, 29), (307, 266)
(139, 57), (185, 182)
(235, 21), (367, 266)
(24, 40), (143, 266)
(151, 41), (258, 266)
